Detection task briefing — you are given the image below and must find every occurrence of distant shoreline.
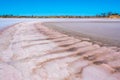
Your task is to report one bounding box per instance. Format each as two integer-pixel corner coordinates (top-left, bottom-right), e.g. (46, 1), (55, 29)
(0, 15), (120, 19)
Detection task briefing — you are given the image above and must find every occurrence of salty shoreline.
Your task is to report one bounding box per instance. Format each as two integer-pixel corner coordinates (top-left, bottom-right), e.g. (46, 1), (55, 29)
(0, 21), (120, 80)
(0, 18), (120, 48)
(43, 22), (120, 48)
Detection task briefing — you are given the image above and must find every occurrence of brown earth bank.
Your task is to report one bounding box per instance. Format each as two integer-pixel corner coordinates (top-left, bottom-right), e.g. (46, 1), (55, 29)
(0, 22), (120, 80)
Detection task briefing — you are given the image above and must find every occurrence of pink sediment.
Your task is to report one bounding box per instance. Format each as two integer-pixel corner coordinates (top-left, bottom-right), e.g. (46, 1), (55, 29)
(0, 22), (120, 80)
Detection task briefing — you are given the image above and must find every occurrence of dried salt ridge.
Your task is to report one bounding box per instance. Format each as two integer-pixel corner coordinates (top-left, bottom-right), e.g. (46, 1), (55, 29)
(0, 22), (120, 80)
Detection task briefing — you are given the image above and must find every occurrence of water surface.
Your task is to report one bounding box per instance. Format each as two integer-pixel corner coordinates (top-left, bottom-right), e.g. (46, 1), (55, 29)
(44, 20), (120, 47)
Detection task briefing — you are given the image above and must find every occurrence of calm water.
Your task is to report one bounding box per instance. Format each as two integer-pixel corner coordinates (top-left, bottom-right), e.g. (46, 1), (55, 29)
(45, 19), (120, 46)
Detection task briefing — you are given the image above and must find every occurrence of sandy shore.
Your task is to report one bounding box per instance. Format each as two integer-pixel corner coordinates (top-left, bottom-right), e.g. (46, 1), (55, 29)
(0, 22), (120, 80)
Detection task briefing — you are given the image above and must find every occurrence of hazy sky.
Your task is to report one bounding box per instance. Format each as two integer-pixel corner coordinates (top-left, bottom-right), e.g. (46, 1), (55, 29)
(0, 0), (120, 16)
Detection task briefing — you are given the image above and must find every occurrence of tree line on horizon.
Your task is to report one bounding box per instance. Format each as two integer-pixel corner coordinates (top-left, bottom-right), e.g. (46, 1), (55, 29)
(0, 12), (120, 18)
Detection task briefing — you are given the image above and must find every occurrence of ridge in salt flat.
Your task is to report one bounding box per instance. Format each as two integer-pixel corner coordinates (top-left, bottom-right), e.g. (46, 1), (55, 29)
(0, 21), (120, 80)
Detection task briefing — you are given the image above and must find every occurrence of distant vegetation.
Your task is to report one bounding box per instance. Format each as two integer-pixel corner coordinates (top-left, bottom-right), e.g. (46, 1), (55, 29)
(0, 12), (120, 18)
(96, 12), (120, 17)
